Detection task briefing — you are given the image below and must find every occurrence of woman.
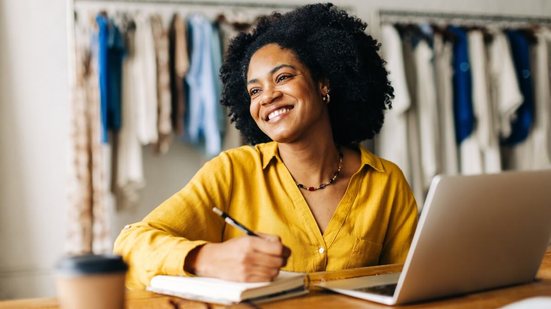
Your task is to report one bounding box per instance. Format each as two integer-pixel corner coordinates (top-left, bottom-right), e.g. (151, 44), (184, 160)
(114, 3), (418, 289)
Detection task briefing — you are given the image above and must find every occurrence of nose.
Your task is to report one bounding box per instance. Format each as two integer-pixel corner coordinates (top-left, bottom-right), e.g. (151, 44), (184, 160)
(259, 86), (282, 105)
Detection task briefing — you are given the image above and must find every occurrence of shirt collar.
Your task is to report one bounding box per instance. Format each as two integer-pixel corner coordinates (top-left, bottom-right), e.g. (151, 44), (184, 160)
(260, 142), (385, 173)
(260, 142), (280, 170)
(358, 144), (385, 173)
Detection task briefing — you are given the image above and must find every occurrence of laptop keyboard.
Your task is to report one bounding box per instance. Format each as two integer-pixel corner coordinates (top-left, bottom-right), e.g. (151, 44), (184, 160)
(354, 283), (397, 296)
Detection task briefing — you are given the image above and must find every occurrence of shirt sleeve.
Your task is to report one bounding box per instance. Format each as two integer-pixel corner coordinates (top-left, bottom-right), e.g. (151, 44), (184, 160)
(379, 165), (419, 265)
(113, 152), (234, 289)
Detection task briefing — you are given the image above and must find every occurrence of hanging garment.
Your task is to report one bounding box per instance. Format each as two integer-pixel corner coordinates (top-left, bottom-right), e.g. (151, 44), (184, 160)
(96, 14), (125, 143)
(448, 26), (481, 175)
(433, 30), (458, 175)
(461, 29), (484, 175)
(509, 29), (551, 170)
(397, 25), (425, 207)
(68, 18), (111, 254)
(107, 18), (126, 203)
(413, 25), (439, 187)
(467, 30), (501, 174)
(134, 13), (159, 145)
(219, 18), (247, 150)
(185, 14), (223, 157)
(96, 14), (109, 143)
(116, 16), (145, 210)
(487, 29), (523, 149)
(502, 30), (535, 146)
(377, 24), (412, 183)
(448, 26), (475, 145)
(169, 13), (189, 137)
(151, 14), (173, 154)
(528, 29), (551, 168)
(526, 28), (551, 169)
(210, 23), (226, 146)
(502, 30), (536, 170)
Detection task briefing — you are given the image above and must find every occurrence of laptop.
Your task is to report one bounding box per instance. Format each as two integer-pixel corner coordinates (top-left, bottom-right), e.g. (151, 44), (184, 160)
(318, 169), (551, 305)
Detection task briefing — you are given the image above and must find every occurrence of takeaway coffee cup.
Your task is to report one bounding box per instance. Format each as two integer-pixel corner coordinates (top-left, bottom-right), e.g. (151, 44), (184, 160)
(56, 254), (128, 309)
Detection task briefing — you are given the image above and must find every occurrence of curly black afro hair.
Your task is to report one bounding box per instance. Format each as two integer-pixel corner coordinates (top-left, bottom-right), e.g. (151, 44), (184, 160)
(220, 3), (394, 146)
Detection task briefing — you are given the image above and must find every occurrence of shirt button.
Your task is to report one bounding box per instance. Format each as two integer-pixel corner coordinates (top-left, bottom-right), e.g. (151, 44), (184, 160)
(318, 247), (325, 254)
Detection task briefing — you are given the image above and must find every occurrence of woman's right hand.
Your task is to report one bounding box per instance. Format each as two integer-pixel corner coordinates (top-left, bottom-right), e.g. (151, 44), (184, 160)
(185, 234), (291, 282)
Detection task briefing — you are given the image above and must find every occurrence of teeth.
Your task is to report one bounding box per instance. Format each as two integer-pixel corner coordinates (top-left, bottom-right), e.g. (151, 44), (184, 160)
(267, 108), (291, 121)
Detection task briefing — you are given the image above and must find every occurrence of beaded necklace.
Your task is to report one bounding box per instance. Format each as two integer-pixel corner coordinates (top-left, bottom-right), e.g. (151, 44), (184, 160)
(296, 151), (343, 191)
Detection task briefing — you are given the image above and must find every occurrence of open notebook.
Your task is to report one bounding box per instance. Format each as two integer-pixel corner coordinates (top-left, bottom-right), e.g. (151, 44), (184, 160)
(147, 271), (307, 305)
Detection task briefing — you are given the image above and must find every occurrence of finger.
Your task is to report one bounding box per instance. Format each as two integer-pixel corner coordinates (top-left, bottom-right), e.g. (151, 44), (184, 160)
(239, 263), (280, 282)
(250, 237), (286, 256)
(247, 251), (286, 268)
(257, 236), (291, 261)
(258, 233), (281, 243)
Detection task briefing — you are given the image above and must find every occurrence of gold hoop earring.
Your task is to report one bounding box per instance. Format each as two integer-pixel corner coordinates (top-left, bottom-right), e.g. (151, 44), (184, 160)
(322, 93), (331, 104)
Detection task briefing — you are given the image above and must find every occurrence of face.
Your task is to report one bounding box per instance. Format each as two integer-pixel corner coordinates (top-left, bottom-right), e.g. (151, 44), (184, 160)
(246, 44), (330, 144)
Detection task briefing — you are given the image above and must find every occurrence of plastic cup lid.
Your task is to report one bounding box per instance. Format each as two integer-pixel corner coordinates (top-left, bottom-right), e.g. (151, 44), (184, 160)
(56, 254), (128, 276)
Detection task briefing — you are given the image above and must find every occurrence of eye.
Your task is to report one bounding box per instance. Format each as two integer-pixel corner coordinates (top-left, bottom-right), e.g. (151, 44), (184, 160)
(248, 87), (261, 98)
(276, 73), (293, 83)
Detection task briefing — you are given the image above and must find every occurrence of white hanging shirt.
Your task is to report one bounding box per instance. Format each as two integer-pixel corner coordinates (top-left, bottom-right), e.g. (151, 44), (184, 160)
(413, 39), (439, 188)
(534, 29), (551, 168)
(458, 31), (481, 176)
(376, 24), (412, 181)
(464, 30), (501, 174)
(488, 29), (523, 142)
(117, 21), (145, 209)
(134, 14), (159, 145)
(433, 32), (458, 175)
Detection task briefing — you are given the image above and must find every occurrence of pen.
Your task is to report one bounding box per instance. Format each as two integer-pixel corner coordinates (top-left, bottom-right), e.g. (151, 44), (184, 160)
(212, 207), (260, 237)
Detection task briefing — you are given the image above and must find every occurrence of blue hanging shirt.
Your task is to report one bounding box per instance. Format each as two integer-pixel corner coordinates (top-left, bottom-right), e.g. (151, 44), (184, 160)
(95, 14), (125, 143)
(502, 30), (534, 146)
(185, 15), (223, 157)
(210, 23), (226, 140)
(96, 14), (109, 143)
(448, 26), (475, 145)
(106, 20), (125, 135)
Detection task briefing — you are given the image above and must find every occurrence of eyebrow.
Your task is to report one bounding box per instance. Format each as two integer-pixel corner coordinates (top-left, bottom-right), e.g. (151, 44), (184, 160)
(247, 64), (297, 86)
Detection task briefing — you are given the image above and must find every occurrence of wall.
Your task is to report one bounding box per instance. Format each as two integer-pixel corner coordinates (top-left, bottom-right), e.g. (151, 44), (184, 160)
(0, 0), (549, 300)
(0, 0), (70, 298)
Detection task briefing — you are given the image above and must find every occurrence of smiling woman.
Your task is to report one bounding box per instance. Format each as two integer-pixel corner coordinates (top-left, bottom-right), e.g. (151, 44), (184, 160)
(246, 44), (329, 144)
(113, 3), (418, 290)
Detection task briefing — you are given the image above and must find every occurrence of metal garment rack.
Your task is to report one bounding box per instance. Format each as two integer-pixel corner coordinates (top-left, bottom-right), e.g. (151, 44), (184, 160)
(378, 9), (551, 26)
(72, 0), (300, 10)
(66, 0), (301, 84)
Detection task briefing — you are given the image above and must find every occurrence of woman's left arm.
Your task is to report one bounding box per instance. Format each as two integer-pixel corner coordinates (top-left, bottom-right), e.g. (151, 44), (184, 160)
(379, 170), (419, 264)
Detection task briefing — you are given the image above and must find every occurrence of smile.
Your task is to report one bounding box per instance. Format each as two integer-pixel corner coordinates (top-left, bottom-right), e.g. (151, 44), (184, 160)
(267, 107), (293, 121)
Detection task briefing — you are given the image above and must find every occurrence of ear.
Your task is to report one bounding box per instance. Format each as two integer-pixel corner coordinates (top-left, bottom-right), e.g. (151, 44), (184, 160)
(318, 78), (330, 96)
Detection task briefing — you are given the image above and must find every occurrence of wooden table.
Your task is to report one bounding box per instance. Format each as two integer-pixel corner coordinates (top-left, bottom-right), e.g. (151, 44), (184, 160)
(2, 248), (551, 308)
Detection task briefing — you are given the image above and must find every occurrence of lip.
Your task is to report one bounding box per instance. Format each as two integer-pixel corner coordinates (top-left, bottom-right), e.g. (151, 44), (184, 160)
(263, 105), (294, 121)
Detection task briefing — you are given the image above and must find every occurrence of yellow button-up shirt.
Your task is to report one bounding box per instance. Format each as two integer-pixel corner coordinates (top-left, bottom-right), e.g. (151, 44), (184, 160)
(114, 142), (418, 289)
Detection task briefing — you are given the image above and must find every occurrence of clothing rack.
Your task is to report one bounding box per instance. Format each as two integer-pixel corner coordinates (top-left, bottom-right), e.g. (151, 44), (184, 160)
(72, 0), (299, 10)
(378, 9), (551, 26)
(67, 0), (300, 85)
